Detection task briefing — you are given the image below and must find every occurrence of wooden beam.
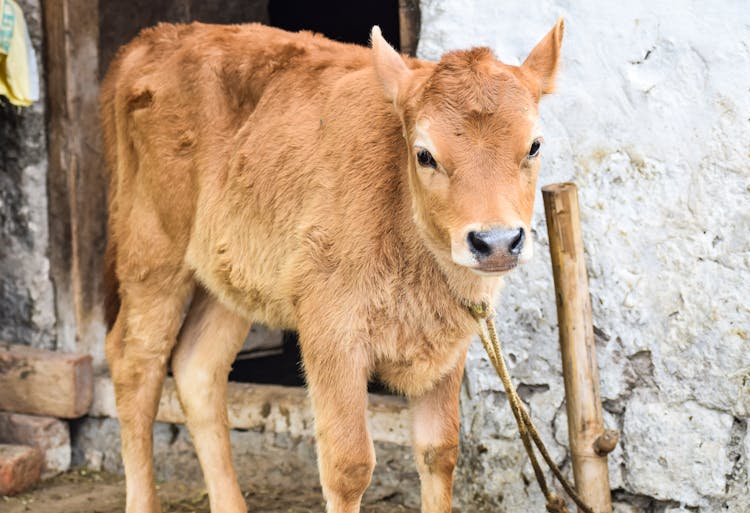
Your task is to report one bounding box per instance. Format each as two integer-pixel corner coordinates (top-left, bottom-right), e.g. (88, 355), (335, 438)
(399, 0), (421, 57)
(542, 183), (615, 513)
(43, 0), (107, 365)
(0, 344), (93, 418)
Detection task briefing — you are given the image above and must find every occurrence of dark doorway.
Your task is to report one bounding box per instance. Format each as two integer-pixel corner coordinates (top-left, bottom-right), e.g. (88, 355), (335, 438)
(98, 0), (270, 78)
(229, 331), (305, 387)
(269, 0), (400, 48)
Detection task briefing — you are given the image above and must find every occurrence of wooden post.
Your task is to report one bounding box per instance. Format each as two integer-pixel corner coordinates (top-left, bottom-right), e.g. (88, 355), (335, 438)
(398, 0), (421, 57)
(542, 183), (617, 513)
(44, 0), (107, 366)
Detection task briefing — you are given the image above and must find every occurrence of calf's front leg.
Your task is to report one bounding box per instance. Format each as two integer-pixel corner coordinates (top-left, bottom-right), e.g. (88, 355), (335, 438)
(410, 350), (467, 513)
(301, 335), (374, 513)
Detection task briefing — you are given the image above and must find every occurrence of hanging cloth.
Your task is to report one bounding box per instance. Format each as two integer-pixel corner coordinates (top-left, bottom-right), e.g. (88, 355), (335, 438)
(0, 0), (39, 107)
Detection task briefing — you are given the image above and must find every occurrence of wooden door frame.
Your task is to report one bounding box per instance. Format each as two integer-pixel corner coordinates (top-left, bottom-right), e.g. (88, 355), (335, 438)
(44, 0), (107, 368)
(399, 0), (421, 57)
(42, 1), (421, 370)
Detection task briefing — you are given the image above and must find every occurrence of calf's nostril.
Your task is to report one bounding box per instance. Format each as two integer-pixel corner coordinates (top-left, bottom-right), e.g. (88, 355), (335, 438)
(509, 228), (525, 256)
(467, 231), (492, 257)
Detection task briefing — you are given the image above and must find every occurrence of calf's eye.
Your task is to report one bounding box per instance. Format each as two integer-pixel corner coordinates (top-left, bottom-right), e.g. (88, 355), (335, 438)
(417, 149), (437, 169)
(528, 138), (542, 158)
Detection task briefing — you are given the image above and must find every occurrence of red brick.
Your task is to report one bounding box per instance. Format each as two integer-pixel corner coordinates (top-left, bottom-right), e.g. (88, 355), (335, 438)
(0, 444), (43, 496)
(0, 413), (70, 477)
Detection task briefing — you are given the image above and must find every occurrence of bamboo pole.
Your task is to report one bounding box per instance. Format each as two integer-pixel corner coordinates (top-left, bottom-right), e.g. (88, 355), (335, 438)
(542, 183), (617, 513)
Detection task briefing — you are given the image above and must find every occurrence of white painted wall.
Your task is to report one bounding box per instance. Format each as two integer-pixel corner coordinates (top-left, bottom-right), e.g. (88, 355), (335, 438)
(418, 1), (750, 511)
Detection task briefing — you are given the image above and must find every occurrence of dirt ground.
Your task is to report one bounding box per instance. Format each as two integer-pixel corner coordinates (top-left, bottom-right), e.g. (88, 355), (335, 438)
(2, 470), (421, 513)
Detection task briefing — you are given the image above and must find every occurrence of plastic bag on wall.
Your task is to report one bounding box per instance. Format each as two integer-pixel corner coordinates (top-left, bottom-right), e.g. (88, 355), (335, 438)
(0, 0), (40, 107)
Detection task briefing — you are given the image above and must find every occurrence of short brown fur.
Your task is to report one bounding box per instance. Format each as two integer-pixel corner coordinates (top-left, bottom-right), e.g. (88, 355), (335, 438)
(101, 20), (563, 513)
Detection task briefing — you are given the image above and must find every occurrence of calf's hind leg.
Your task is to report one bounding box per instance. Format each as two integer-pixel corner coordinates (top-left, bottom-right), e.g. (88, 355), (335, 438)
(172, 287), (251, 513)
(105, 271), (194, 513)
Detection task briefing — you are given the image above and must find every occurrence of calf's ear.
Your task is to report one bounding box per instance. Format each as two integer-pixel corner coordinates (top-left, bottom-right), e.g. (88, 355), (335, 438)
(371, 26), (411, 102)
(521, 18), (565, 96)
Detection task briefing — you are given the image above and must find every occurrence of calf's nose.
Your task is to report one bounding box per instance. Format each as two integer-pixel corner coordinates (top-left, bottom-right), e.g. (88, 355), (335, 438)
(467, 227), (525, 259)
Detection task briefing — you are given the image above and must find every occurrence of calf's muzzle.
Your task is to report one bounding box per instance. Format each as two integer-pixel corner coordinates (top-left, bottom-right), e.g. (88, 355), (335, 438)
(467, 227), (525, 260)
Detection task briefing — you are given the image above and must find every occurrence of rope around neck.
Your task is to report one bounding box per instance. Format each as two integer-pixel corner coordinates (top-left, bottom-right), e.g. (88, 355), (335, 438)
(468, 302), (596, 513)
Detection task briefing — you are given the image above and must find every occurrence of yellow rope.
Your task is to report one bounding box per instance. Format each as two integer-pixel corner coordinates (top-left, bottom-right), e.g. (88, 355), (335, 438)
(468, 302), (596, 513)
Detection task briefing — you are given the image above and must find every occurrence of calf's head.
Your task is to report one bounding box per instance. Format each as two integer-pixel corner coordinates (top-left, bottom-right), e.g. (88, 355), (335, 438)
(372, 20), (564, 275)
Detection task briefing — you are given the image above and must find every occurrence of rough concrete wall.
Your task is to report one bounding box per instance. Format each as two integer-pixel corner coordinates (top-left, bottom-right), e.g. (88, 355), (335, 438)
(0, 0), (56, 349)
(419, 1), (750, 511)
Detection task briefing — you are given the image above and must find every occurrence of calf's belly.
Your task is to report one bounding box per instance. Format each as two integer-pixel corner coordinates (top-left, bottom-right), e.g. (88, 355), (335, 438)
(186, 223), (300, 330)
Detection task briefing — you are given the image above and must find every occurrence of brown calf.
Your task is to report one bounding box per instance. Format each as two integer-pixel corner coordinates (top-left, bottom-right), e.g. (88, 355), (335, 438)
(101, 20), (563, 513)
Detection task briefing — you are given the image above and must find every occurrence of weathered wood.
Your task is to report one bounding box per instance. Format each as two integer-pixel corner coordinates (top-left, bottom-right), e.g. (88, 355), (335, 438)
(398, 0), (421, 56)
(90, 377), (411, 446)
(0, 444), (43, 496)
(43, 0), (108, 366)
(543, 182), (614, 513)
(0, 344), (93, 418)
(0, 413), (71, 477)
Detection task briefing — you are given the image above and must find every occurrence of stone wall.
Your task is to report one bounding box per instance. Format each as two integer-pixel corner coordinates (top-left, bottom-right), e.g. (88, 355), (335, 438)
(0, 0), (56, 349)
(418, 1), (749, 511)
